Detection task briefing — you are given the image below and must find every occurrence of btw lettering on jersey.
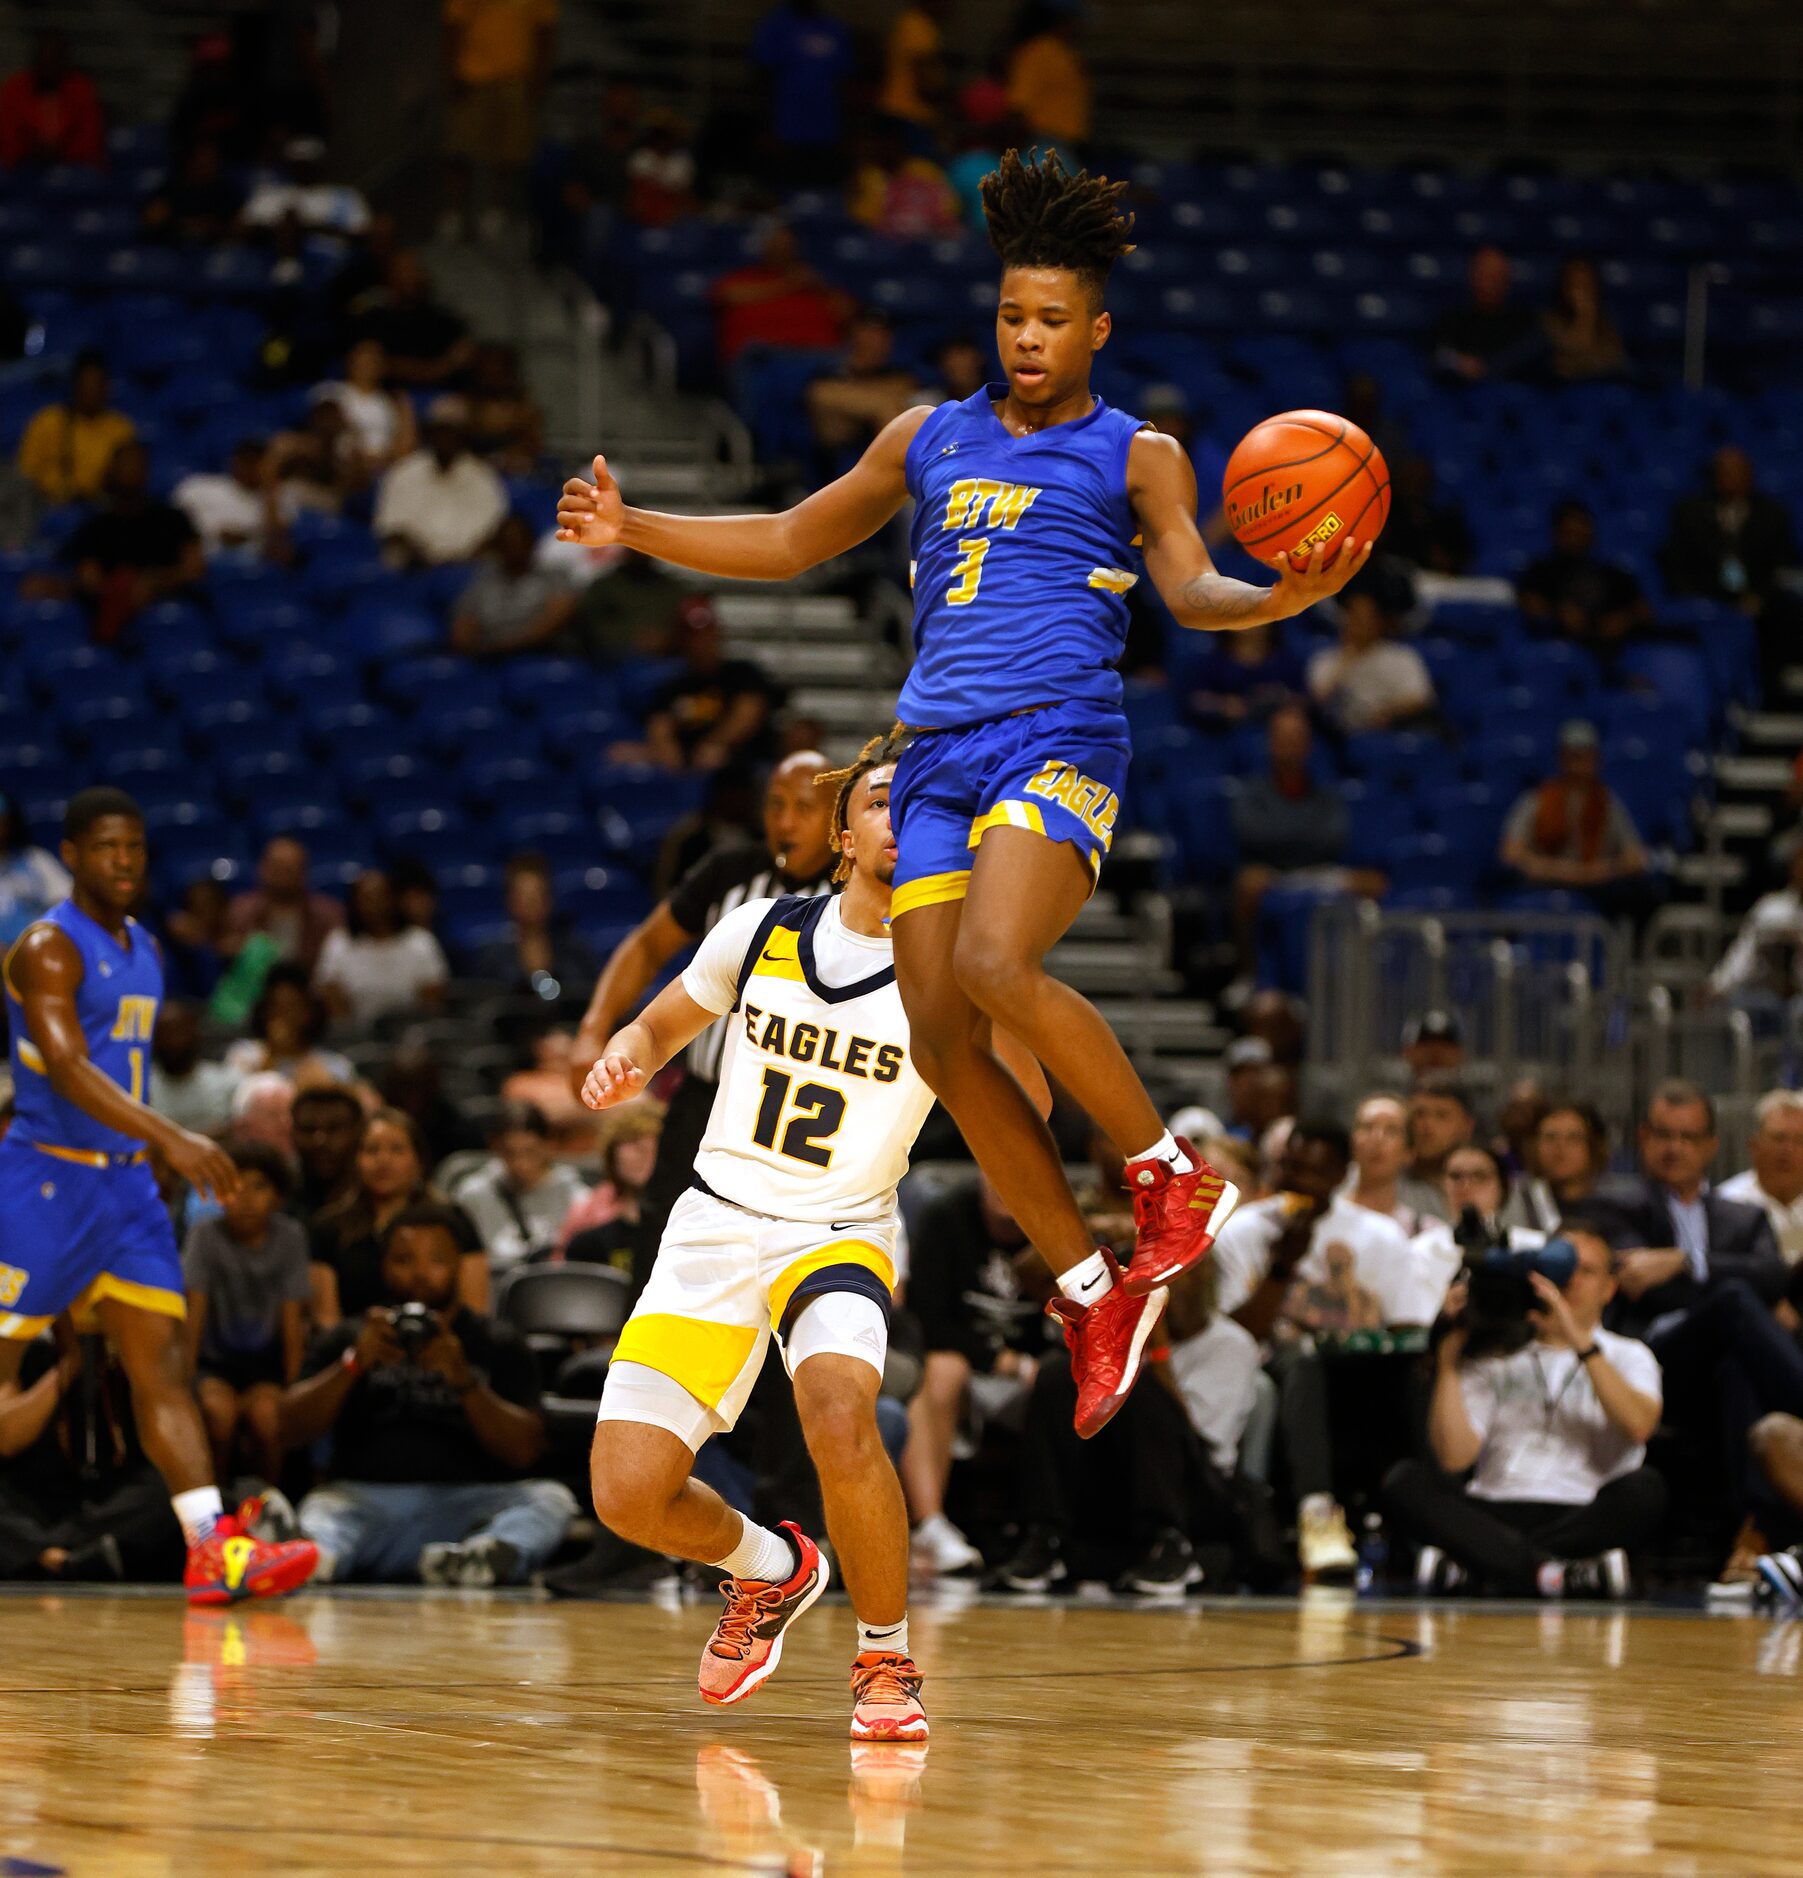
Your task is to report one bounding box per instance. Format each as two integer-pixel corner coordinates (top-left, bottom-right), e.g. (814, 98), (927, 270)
(941, 479), (1043, 532)
(739, 1002), (904, 1083)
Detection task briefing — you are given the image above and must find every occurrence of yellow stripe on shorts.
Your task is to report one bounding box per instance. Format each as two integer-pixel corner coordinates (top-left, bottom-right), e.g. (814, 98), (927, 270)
(889, 869), (971, 920)
(968, 800), (1047, 847)
(73, 1274), (186, 1322)
(766, 1241), (896, 1333)
(612, 1313), (762, 1410)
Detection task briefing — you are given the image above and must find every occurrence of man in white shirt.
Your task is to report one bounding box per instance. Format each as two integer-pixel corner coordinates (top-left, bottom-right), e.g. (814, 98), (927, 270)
(1305, 589), (1435, 734)
(1709, 848), (1803, 1049)
(374, 397), (508, 566)
(173, 438), (294, 559)
(1385, 1226), (1666, 1597)
(239, 137), (371, 238)
(1720, 1090), (1803, 1268)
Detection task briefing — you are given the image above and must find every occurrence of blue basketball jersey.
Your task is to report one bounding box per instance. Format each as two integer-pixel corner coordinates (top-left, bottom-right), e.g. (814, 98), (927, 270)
(897, 384), (1147, 730)
(4, 901), (161, 1154)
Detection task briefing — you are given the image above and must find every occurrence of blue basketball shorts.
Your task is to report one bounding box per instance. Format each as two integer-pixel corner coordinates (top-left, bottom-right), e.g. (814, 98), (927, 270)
(0, 1136), (184, 1338)
(889, 701), (1131, 920)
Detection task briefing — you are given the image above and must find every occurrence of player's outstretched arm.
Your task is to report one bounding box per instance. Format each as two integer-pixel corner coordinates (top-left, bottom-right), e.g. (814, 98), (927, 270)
(581, 978), (721, 1112)
(568, 901), (695, 1099)
(555, 406), (934, 582)
(1129, 430), (1372, 632)
(11, 925), (238, 1202)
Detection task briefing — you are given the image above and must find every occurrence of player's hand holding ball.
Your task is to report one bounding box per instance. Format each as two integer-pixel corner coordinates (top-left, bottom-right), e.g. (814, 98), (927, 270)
(1224, 409), (1390, 615)
(555, 454), (626, 546)
(582, 1052), (647, 1111)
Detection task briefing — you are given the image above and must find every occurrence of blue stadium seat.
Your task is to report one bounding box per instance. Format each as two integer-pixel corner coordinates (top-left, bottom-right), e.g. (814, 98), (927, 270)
(255, 801), (350, 845)
(347, 602), (440, 662)
(502, 657), (607, 717)
(537, 702), (635, 763)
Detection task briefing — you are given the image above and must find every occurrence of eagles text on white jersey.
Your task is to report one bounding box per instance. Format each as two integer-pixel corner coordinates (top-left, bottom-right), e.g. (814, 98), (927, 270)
(680, 894), (934, 1227)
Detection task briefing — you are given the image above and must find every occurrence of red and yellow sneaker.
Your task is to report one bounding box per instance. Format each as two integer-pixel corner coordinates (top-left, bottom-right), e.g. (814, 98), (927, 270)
(183, 1510), (318, 1607)
(1121, 1138), (1240, 1298)
(1046, 1250), (1169, 1439)
(849, 1651), (929, 1742)
(697, 1522), (829, 1706)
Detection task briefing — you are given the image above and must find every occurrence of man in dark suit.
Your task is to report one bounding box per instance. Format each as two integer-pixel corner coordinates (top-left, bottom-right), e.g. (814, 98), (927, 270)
(1579, 1079), (1802, 1578)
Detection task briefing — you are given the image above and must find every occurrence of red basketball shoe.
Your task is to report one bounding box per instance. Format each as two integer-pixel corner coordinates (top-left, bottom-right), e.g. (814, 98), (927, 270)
(1047, 1250), (1169, 1439)
(184, 1506), (318, 1607)
(1121, 1139), (1240, 1297)
(849, 1651), (929, 1741)
(697, 1522), (829, 1706)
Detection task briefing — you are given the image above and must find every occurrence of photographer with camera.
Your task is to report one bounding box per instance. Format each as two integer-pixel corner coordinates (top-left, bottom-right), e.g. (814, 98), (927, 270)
(1384, 1226), (1665, 1597)
(285, 1202), (575, 1586)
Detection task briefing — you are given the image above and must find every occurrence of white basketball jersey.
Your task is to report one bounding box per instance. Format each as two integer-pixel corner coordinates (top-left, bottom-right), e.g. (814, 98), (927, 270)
(679, 894), (934, 1226)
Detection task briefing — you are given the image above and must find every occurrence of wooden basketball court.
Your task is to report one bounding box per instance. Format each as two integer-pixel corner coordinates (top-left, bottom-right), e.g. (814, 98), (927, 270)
(3, 1586), (1798, 1874)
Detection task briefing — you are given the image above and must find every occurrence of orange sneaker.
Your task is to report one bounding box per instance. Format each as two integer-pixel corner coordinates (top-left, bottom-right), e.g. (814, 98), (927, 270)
(1121, 1138), (1239, 1297)
(183, 1509), (318, 1607)
(849, 1651), (929, 1741)
(697, 1522), (829, 1706)
(1046, 1251), (1168, 1439)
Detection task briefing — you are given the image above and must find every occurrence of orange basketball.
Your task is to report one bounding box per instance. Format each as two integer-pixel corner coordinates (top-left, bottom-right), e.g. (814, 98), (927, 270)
(1222, 410), (1390, 572)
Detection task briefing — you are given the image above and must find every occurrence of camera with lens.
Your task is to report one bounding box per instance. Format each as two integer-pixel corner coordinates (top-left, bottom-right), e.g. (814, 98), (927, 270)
(386, 1300), (437, 1357)
(1451, 1206), (1579, 1358)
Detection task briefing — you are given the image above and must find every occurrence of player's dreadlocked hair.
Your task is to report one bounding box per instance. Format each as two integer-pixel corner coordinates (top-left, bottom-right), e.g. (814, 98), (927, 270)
(816, 727), (910, 885)
(980, 146), (1135, 303)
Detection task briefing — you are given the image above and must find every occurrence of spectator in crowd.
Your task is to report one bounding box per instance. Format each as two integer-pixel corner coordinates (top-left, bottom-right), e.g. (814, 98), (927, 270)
(1517, 500), (1649, 660)
(355, 252), (476, 389)
(502, 1026), (597, 1155)
(613, 606), (780, 773)
(450, 513), (578, 656)
(1707, 845), (1803, 1049)
(1720, 1092), (1803, 1270)
(311, 338), (417, 473)
(240, 134), (371, 238)
(1385, 1226), (1665, 1597)
(710, 223), (851, 371)
(900, 1173), (1054, 1576)
(1187, 621), (1304, 725)
(1231, 703), (1382, 968)
(270, 399), (364, 514)
(1347, 1094), (1433, 1236)
(466, 342), (544, 473)
(172, 437), (296, 561)
(806, 310), (926, 464)
(1542, 257), (1627, 382)
(184, 1140), (311, 1486)
(1209, 1121), (1395, 1578)
(0, 32), (103, 170)
(224, 963), (357, 1086)
(1659, 445), (1799, 620)
(0, 794), (71, 949)
(290, 1083), (367, 1222)
(848, 125), (962, 238)
(1006, 3), (1091, 154)
(560, 1103), (665, 1263)
(148, 1001), (240, 1136)
(167, 31), (254, 168)
(15, 350), (136, 506)
(375, 396), (509, 567)
(1502, 1099), (1610, 1234)
(378, 1036), (480, 1172)
(1436, 1142), (1514, 1247)
(313, 868), (450, 1029)
(55, 442), (205, 640)
(287, 1203), (575, 1584)
(877, 0), (947, 138)
(228, 838), (345, 975)
(469, 852), (597, 997)
(442, 0), (558, 240)
(1494, 1078), (1551, 1180)
(451, 1101), (591, 1278)
(933, 334), (988, 404)
(230, 1070), (298, 1156)
(389, 855), (444, 942)
(1379, 456), (1474, 576)
(1431, 245), (1541, 381)
(0, 1338), (182, 1584)
(1402, 1009), (1466, 1081)
(312, 1109), (486, 1322)
(141, 137), (243, 246)
(751, 0), (853, 186)
(1238, 986), (1306, 1067)
(1306, 586), (1436, 735)
(1498, 720), (1650, 904)
(565, 548), (692, 662)
(1405, 1075), (1475, 1223)
(160, 876), (233, 1001)
(623, 112), (697, 229)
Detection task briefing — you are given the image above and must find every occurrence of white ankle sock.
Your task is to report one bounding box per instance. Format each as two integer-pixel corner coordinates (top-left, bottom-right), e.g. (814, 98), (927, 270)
(858, 1616), (909, 1658)
(172, 1486), (225, 1547)
(1126, 1130), (1194, 1174)
(712, 1517), (798, 1585)
(1536, 1562), (1566, 1598)
(1056, 1249), (1114, 1304)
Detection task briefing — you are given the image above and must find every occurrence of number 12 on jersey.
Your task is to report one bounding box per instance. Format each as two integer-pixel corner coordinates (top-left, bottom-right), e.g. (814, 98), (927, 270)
(752, 1068), (845, 1167)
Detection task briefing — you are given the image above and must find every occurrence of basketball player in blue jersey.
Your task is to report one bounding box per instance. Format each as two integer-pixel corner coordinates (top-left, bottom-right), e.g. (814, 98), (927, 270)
(558, 149), (1371, 1437)
(0, 788), (318, 1603)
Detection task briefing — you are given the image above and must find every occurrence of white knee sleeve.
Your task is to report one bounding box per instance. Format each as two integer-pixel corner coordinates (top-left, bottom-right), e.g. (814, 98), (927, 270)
(783, 1290), (890, 1378)
(596, 1359), (728, 1452)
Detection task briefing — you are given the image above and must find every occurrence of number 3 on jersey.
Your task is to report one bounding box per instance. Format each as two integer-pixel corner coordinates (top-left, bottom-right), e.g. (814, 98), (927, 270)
(752, 1068), (845, 1167)
(945, 536), (990, 606)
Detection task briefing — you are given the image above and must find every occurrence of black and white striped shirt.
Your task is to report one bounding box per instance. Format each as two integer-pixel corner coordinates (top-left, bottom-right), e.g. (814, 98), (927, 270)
(666, 842), (834, 1081)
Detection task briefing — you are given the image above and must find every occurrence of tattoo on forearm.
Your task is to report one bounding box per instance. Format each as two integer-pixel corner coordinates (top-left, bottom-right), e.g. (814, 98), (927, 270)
(1179, 572), (1274, 626)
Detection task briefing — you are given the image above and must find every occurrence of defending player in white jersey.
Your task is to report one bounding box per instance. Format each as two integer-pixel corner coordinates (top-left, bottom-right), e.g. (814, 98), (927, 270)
(582, 737), (961, 1743)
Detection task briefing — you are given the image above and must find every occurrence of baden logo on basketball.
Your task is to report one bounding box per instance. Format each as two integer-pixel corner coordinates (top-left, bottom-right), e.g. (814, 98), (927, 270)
(1227, 480), (1304, 529)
